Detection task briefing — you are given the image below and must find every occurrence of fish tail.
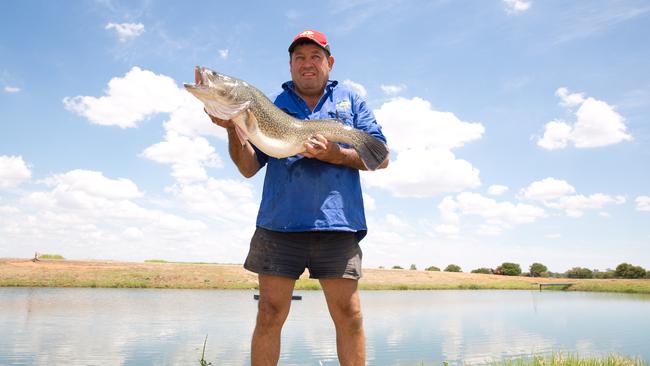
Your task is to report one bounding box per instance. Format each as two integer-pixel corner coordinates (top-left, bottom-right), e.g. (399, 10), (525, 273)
(351, 131), (389, 171)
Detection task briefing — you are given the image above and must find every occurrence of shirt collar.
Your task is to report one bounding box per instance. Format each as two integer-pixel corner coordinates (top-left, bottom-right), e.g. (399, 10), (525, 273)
(282, 80), (338, 94)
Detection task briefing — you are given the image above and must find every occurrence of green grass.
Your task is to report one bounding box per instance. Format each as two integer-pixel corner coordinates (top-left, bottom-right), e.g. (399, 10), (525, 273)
(491, 353), (646, 366)
(39, 254), (64, 260)
(569, 281), (650, 294)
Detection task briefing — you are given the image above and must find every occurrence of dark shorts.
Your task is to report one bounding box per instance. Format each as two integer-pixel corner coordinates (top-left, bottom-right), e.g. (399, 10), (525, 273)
(243, 227), (363, 280)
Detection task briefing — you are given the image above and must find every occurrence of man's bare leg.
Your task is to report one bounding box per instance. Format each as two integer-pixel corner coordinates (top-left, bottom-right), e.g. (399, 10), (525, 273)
(251, 274), (296, 366)
(320, 278), (365, 366)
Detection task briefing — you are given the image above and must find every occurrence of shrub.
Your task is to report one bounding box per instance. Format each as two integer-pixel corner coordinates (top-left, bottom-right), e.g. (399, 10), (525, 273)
(615, 263), (647, 279)
(409, 264), (417, 270)
(392, 265), (403, 270)
(444, 264), (462, 272)
(425, 266), (440, 272)
(594, 270), (615, 279)
(471, 268), (492, 274)
(495, 262), (521, 276)
(529, 262), (548, 277)
(566, 267), (593, 279)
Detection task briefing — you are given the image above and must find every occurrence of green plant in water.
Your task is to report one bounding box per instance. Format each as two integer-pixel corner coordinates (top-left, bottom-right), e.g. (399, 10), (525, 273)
(199, 335), (212, 366)
(490, 352), (646, 366)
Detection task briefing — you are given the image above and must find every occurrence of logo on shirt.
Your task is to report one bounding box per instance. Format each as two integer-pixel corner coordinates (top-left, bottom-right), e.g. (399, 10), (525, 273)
(336, 100), (351, 112)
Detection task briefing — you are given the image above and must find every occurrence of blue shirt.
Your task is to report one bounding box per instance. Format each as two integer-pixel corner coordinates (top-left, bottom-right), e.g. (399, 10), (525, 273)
(254, 80), (386, 240)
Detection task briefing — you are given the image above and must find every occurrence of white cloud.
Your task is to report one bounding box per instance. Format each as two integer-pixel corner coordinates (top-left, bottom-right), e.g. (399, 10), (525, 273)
(435, 224), (459, 236)
(363, 97), (483, 197)
(3, 86), (20, 93)
(537, 120), (572, 150)
(572, 97), (632, 147)
(385, 213), (408, 228)
(636, 196), (650, 212)
(547, 194), (626, 218)
(105, 22), (145, 42)
(538, 88), (632, 149)
(503, 0), (532, 14)
(141, 131), (223, 184)
(380, 84), (405, 95)
(520, 177), (575, 202)
(487, 185), (509, 196)
(218, 49), (229, 60)
(373, 97), (484, 152)
(363, 148), (480, 197)
(4, 169), (210, 259)
(163, 92), (227, 139)
(520, 177), (625, 217)
(555, 87), (585, 107)
(0, 155), (31, 189)
(63, 67), (184, 128)
(362, 192), (376, 211)
(341, 79), (367, 97)
(42, 170), (143, 201)
(438, 192), (546, 237)
(168, 178), (258, 224)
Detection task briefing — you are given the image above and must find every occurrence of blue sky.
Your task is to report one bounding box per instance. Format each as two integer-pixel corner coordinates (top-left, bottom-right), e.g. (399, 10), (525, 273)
(1, 0), (649, 272)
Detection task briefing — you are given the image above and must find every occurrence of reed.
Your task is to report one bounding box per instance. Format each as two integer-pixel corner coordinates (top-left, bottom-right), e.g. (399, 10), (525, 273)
(491, 353), (646, 366)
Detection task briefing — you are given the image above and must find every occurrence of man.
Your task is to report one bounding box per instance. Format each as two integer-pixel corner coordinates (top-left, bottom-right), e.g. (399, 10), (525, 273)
(207, 29), (388, 366)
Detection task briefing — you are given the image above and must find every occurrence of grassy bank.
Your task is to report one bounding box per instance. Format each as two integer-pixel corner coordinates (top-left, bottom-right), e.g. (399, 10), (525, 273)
(1, 258), (649, 293)
(491, 353), (646, 366)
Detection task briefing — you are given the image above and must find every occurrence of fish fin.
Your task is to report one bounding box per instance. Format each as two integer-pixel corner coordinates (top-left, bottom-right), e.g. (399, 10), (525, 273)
(352, 132), (389, 171)
(203, 99), (251, 120)
(234, 125), (248, 146)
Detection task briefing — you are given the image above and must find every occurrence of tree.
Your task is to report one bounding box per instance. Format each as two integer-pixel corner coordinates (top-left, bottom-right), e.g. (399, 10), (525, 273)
(615, 263), (647, 279)
(409, 264), (417, 270)
(392, 265), (403, 270)
(471, 268), (492, 274)
(529, 263), (548, 277)
(566, 267), (593, 279)
(594, 269), (615, 279)
(444, 264), (462, 272)
(495, 262), (522, 276)
(425, 266), (440, 272)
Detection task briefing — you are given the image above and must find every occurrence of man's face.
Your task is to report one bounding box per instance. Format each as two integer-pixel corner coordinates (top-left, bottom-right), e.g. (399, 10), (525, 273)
(289, 43), (334, 98)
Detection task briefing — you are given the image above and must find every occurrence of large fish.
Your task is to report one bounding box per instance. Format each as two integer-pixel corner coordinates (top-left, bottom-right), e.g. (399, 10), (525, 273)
(184, 66), (388, 170)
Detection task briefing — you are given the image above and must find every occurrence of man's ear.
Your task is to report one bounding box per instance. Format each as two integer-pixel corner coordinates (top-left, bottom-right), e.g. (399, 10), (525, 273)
(328, 55), (335, 70)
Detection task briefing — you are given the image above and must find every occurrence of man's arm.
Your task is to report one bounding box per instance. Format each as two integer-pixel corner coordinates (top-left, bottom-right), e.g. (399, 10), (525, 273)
(303, 134), (389, 171)
(206, 111), (262, 178)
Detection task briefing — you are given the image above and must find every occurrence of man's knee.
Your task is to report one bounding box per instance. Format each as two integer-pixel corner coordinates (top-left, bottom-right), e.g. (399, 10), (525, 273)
(256, 298), (290, 329)
(332, 303), (364, 331)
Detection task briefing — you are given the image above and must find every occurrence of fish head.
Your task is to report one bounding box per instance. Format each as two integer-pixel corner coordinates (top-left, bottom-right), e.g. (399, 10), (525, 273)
(184, 66), (251, 120)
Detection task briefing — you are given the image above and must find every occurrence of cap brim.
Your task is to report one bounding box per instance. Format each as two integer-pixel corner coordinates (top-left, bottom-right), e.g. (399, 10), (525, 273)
(288, 38), (330, 54)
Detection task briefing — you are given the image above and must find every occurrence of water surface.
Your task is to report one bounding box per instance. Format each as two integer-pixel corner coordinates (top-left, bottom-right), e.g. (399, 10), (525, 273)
(1, 288), (648, 365)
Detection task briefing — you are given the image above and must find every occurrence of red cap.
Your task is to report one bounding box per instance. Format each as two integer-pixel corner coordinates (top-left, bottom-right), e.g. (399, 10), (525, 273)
(288, 30), (330, 55)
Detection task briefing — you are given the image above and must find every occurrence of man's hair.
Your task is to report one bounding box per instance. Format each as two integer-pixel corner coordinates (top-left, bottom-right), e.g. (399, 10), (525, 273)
(289, 39), (331, 57)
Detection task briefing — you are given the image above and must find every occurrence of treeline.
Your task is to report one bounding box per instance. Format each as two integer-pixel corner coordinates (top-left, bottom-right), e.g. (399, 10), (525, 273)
(385, 262), (650, 279)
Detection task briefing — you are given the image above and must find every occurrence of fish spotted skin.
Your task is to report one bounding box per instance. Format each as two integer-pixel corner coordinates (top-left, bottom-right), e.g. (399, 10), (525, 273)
(184, 66), (388, 170)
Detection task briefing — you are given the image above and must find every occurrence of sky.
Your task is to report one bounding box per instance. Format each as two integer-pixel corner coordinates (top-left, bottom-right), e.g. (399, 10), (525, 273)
(1, 0), (649, 273)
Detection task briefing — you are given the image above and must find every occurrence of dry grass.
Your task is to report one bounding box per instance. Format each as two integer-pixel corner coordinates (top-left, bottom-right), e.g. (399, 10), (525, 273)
(1, 258), (649, 293)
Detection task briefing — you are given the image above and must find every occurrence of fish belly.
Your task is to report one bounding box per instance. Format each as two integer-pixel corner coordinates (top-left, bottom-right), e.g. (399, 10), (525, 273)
(249, 132), (305, 158)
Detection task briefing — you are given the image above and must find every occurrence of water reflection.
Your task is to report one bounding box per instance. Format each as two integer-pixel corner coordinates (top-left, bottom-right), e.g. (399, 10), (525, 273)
(0, 288), (648, 365)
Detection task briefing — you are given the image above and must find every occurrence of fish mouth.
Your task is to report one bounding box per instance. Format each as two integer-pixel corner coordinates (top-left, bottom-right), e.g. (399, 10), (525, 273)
(194, 66), (204, 86)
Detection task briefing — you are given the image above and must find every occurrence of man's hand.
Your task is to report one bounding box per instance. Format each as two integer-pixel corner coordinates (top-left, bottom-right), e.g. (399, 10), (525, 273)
(303, 134), (343, 164)
(204, 108), (234, 129)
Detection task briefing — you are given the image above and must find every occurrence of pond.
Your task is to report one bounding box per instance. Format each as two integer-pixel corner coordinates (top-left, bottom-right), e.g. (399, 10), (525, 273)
(1, 288), (648, 365)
